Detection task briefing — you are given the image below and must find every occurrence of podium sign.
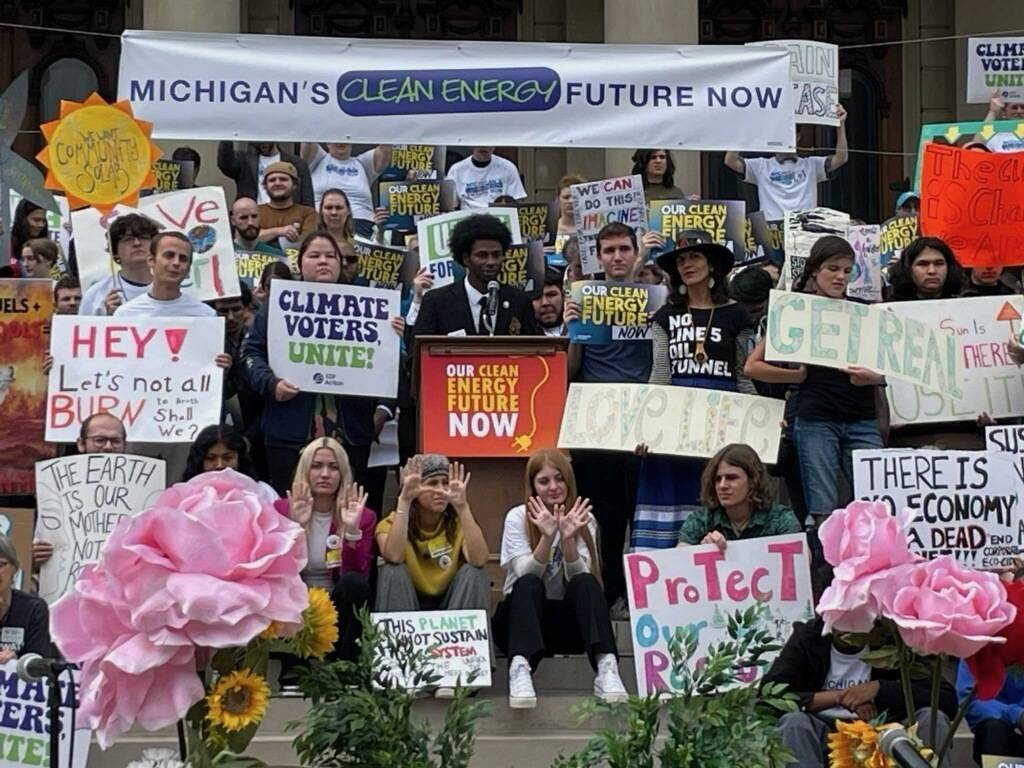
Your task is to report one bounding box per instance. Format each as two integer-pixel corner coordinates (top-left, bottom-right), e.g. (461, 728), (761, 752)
(419, 348), (567, 458)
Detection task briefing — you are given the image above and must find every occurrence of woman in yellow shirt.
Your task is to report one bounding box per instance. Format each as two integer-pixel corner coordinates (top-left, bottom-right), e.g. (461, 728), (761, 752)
(375, 454), (489, 612)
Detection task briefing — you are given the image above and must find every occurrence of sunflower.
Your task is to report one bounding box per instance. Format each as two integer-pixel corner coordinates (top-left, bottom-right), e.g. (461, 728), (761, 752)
(289, 587), (339, 660)
(827, 720), (895, 768)
(205, 669), (270, 733)
(259, 620), (282, 640)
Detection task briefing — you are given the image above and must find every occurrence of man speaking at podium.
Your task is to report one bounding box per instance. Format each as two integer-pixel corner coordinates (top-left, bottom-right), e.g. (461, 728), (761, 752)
(411, 214), (541, 339)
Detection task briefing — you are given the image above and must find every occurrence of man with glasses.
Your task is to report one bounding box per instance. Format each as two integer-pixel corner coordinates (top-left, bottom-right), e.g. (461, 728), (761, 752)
(78, 214), (161, 316)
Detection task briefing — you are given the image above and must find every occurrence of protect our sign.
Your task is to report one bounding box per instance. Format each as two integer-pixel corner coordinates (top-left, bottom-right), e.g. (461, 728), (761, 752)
(372, 610), (491, 689)
(626, 534), (812, 695)
(852, 448), (1023, 569)
(568, 281), (667, 344)
(267, 281), (401, 399)
(45, 316), (225, 443)
(416, 208), (522, 289)
(71, 186), (241, 300)
(0, 661), (90, 768)
(967, 37), (1024, 103)
(571, 175), (648, 275)
(558, 383), (785, 462)
(884, 296), (1024, 426)
(34, 453), (165, 603)
(764, 290), (963, 396)
(119, 30), (796, 152)
(748, 39), (839, 126)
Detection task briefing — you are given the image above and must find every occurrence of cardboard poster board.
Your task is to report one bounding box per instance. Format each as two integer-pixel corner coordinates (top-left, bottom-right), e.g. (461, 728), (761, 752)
(372, 610), (491, 689)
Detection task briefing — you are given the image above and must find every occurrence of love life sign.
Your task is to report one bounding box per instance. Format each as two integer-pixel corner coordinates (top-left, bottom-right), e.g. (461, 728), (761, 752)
(626, 534), (813, 695)
(764, 290), (963, 396)
(45, 315), (225, 443)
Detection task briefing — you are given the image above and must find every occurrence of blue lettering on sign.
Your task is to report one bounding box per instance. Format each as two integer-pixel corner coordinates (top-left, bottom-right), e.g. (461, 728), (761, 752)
(335, 68), (561, 116)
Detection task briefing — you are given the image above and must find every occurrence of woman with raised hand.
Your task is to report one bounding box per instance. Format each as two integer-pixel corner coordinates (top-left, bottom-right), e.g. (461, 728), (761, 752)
(274, 437), (375, 661)
(493, 449), (626, 709)
(375, 454), (489, 613)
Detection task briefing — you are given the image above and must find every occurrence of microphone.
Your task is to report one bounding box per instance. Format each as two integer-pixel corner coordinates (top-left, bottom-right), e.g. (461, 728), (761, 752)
(879, 727), (933, 768)
(484, 280), (500, 336)
(16, 653), (73, 682)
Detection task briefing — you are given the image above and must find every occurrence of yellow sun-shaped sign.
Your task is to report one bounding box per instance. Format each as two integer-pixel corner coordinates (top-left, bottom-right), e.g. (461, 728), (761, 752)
(35, 92), (161, 212)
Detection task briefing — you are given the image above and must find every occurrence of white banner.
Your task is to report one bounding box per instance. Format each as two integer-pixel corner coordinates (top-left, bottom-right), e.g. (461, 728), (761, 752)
(0, 662), (90, 768)
(117, 30), (795, 151)
(371, 610), (491, 689)
(416, 208), (521, 289)
(70, 186), (241, 301)
(764, 290), (963, 395)
(558, 383), (785, 462)
(748, 39), (839, 126)
(853, 448), (1023, 569)
(267, 280), (401, 398)
(34, 454), (165, 603)
(884, 296), (1024, 426)
(571, 175), (648, 275)
(626, 534), (812, 695)
(46, 316), (225, 442)
(967, 37), (1024, 103)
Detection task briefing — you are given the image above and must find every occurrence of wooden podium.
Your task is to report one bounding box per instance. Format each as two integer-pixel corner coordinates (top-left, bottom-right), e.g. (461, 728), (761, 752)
(414, 335), (568, 574)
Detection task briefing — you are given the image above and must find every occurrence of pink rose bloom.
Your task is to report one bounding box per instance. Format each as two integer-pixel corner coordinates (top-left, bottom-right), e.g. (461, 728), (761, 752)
(884, 556), (1015, 658)
(817, 562), (917, 634)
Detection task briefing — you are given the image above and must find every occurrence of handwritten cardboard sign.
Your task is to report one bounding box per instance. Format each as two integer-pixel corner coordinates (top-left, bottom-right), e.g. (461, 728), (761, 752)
(45, 315), (225, 443)
(0, 661), (90, 768)
(626, 535), (813, 695)
(35, 453), (165, 603)
(913, 119), (1024, 190)
(371, 610), (491, 689)
(416, 208), (522, 289)
(782, 207), (850, 289)
(267, 280), (401, 399)
(571, 175), (648, 275)
(852, 448), (1023, 568)
(71, 186), (242, 301)
(920, 143), (1024, 267)
(884, 296), (1024, 425)
(0, 279), (56, 495)
(558, 383), (785, 462)
(764, 290), (963, 396)
(847, 224), (882, 303)
(568, 281), (667, 343)
(749, 40), (839, 126)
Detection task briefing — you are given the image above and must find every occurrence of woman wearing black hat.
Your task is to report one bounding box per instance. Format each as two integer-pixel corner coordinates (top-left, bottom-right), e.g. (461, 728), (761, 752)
(631, 230), (755, 550)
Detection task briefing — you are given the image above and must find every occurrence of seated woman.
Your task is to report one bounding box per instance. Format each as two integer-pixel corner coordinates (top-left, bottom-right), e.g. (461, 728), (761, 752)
(677, 443), (801, 551)
(182, 424), (257, 481)
(493, 449), (626, 709)
(274, 437), (375, 662)
(375, 454), (489, 613)
(0, 535), (51, 660)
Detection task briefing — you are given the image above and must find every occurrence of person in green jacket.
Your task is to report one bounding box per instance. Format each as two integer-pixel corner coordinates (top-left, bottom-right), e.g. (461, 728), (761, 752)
(677, 443), (801, 551)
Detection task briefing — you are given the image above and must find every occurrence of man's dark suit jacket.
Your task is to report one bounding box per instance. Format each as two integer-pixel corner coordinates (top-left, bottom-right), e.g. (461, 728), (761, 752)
(217, 142), (315, 206)
(411, 280), (542, 339)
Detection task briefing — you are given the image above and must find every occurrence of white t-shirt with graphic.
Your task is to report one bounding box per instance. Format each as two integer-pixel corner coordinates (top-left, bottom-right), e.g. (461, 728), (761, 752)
(816, 644), (872, 721)
(309, 146), (378, 219)
(446, 154), (527, 209)
(256, 152), (281, 205)
(744, 156), (829, 221)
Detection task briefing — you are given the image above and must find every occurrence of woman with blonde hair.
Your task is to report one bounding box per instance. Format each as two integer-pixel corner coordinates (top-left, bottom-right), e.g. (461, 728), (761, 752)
(274, 436), (375, 661)
(493, 449), (626, 709)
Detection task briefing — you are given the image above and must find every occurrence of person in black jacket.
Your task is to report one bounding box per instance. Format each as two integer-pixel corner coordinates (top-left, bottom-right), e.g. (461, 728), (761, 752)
(762, 617), (956, 768)
(241, 231), (402, 505)
(411, 214), (542, 339)
(0, 535), (51, 661)
(217, 141), (314, 207)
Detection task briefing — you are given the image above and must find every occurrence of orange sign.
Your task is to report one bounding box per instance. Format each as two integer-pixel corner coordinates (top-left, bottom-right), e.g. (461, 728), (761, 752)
(919, 143), (1024, 267)
(420, 353), (567, 457)
(36, 93), (160, 211)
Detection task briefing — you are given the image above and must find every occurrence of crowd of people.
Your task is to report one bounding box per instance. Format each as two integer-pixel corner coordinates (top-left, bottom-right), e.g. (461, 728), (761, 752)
(4, 91), (1024, 764)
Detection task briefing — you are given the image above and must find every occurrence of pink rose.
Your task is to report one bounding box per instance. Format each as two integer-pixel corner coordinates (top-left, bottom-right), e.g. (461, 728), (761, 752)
(817, 563), (917, 634)
(820, 501), (920, 578)
(883, 556), (1015, 658)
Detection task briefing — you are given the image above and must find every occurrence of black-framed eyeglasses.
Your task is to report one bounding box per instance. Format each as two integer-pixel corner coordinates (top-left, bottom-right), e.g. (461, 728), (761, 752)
(85, 435), (125, 448)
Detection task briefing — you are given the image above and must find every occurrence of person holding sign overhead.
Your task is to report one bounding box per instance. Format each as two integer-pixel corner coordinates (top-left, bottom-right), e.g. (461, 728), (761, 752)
(676, 443), (800, 550)
(493, 449), (626, 709)
(632, 229), (755, 551)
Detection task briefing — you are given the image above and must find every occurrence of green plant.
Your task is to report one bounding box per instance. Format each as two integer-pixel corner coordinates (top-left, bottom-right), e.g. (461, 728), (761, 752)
(289, 610), (490, 768)
(552, 604), (798, 768)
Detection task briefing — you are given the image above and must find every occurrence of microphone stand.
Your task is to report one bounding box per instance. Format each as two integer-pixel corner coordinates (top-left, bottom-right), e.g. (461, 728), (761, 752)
(47, 671), (61, 768)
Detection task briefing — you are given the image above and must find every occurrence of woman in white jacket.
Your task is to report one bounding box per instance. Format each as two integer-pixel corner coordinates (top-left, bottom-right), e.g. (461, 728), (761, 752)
(493, 449), (627, 709)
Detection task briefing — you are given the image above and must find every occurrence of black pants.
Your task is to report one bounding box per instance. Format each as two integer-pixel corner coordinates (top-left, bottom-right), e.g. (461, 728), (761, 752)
(973, 718), (1024, 765)
(770, 436), (807, 519)
(571, 450), (640, 605)
(266, 445), (301, 496)
(492, 573), (616, 671)
(329, 571), (371, 662)
(265, 443), (384, 512)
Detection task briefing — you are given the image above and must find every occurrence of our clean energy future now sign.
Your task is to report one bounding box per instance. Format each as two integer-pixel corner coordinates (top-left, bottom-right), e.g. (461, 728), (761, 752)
(118, 31), (795, 151)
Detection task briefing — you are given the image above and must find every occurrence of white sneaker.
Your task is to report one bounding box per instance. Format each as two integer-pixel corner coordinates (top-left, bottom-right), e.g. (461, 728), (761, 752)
(609, 597), (630, 621)
(594, 655), (628, 703)
(434, 687), (455, 699)
(508, 657), (537, 709)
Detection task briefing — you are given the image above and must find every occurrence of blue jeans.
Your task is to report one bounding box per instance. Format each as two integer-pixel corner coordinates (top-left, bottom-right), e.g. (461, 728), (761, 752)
(794, 418), (882, 517)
